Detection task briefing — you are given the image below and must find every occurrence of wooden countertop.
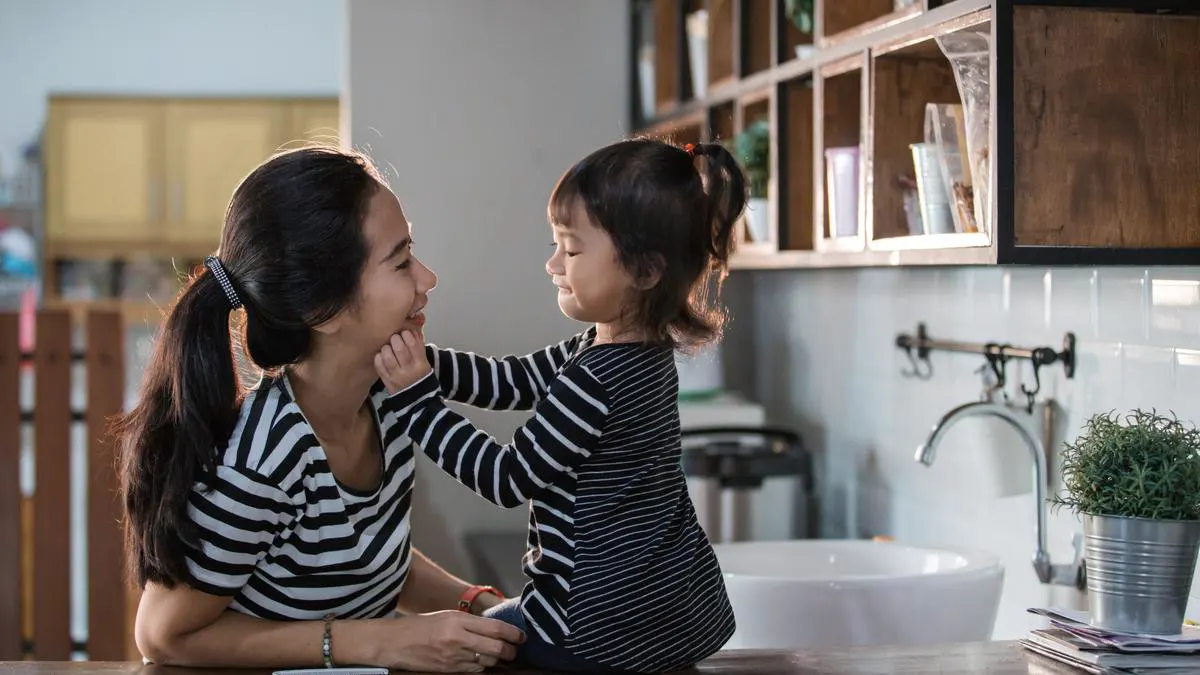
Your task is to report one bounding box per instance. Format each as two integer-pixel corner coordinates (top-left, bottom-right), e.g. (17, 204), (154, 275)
(0, 640), (1078, 674)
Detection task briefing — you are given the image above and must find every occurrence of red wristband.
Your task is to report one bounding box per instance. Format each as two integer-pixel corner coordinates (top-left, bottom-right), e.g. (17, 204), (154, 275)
(457, 585), (504, 612)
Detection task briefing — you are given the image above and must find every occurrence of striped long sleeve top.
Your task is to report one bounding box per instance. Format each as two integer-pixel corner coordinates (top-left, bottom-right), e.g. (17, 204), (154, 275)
(382, 330), (736, 673)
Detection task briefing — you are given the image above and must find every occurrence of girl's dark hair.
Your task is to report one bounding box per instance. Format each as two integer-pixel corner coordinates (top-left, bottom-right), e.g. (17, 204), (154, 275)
(548, 137), (747, 351)
(113, 146), (383, 588)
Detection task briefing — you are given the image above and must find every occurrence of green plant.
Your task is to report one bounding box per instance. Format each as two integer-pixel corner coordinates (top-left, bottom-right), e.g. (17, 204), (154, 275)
(727, 119), (770, 199)
(784, 0), (815, 35)
(1050, 409), (1200, 521)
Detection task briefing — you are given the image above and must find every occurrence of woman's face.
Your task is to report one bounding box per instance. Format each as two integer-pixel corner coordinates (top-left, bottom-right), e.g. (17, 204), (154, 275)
(322, 184), (438, 361)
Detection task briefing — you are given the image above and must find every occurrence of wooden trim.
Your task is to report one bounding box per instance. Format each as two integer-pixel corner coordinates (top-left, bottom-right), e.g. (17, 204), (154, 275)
(739, 86), (772, 109)
(0, 313), (21, 660)
(32, 311), (73, 660)
(44, 300), (165, 327)
(86, 312), (128, 661)
(872, 8), (992, 56)
(45, 239), (215, 261)
(820, 3), (923, 48)
(731, 241), (996, 269)
(47, 93), (336, 106)
(820, 54), (865, 79)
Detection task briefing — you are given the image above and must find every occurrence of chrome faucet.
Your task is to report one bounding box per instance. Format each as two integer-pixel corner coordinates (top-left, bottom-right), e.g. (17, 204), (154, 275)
(915, 401), (1086, 589)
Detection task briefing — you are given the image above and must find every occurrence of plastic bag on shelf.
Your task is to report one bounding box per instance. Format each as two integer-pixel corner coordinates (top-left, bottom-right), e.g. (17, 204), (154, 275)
(936, 29), (991, 235)
(924, 103), (974, 233)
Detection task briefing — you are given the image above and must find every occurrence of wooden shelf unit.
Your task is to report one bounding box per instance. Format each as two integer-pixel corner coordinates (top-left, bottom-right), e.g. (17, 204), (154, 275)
(629, 0), (1200, 269)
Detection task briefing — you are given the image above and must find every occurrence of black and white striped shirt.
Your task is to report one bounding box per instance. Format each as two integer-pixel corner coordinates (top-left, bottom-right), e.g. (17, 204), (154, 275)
(184, 375), (414, 620)
(385, 330), (736, 672)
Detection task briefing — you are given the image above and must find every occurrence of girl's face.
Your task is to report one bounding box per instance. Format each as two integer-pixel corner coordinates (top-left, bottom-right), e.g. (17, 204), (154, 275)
(546, 199), (637, 333)
(320, 185), (438, 360)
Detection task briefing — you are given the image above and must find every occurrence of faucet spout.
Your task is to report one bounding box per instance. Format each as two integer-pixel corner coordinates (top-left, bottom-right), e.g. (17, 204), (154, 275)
(916, 401), (1070, 586)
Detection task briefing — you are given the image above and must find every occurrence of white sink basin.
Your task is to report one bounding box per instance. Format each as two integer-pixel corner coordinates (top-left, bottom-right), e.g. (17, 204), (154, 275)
(712, 539), (1004, 650)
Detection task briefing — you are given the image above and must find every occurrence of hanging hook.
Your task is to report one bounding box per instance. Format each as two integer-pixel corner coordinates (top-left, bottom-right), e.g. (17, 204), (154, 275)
(901, 345), (933, 380)
(897, 323), (933, 380)
(990, 344), (1013, 403)
(1021, 348), (1052, 413)
(976, 343), (1006, 400)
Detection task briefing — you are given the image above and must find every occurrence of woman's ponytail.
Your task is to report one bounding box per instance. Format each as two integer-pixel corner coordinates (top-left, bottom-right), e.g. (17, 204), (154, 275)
(115, 265), (242, 588)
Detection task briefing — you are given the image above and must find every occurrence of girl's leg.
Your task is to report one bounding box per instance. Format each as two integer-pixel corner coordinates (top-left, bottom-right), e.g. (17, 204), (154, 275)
(482, 596), (526, 629)
(483, 599), (625, 674)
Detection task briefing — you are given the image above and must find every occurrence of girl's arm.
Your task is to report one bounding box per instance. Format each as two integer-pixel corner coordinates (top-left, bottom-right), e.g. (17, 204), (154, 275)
(380, 338), (610, 508)
(135, 582), (521, 671)
(422, 327), (595, 411)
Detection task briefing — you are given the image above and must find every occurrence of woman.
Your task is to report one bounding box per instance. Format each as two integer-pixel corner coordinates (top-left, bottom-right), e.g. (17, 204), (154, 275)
(115, 146), (524, 672)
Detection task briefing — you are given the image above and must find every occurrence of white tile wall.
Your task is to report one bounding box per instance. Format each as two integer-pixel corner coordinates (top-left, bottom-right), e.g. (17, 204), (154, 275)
(730, 266), (1200, 640)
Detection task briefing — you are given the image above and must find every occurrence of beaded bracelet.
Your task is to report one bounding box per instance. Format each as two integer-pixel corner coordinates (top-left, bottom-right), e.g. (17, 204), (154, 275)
(322, 613), (335, 668)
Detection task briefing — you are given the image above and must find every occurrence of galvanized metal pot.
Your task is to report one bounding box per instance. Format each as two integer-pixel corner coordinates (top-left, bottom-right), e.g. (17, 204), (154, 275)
(1083, 513), (1200, 635)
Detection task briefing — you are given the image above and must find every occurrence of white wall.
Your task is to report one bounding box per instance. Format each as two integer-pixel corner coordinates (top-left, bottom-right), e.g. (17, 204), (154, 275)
(733, 265), (1200, 639)
(0, 0), (343, 175)
(346, 0), (629, 578)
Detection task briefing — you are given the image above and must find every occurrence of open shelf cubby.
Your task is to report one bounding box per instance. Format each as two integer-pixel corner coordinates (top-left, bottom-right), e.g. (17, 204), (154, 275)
(778, 75), (814, 253)
(630, 0), (1200, 268)
(818, 56), (864, 250)
(868, 21), (988, 247)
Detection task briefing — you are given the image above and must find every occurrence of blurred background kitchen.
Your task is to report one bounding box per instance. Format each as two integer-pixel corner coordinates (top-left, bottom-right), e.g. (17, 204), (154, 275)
(3, 0), (1200, 665)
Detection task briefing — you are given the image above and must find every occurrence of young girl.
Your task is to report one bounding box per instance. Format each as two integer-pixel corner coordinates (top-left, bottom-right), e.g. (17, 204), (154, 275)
(375, 138), (746, 673)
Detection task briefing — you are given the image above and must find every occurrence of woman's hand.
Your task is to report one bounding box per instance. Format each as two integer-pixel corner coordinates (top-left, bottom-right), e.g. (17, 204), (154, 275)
(375, 330), (433, 394)
(352, 611), (524, 673)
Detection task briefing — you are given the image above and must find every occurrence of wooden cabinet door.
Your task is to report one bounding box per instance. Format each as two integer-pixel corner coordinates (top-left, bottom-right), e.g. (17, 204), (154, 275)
(164, 100), (289, 244)
(289, 99), (341, 148)
(45, 99), (165, 243)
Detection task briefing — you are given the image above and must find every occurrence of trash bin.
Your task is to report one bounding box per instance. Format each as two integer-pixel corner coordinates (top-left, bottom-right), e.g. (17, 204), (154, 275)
(681, 426), (817, 543)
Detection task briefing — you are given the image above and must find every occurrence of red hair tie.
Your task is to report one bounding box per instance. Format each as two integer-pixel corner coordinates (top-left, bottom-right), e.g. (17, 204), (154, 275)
(684, 143), (697, 156)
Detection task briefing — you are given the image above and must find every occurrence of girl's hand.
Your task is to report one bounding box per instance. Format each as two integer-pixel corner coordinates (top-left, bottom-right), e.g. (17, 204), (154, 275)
(350, 611), (523, 672)
(375, 330), (433, 394)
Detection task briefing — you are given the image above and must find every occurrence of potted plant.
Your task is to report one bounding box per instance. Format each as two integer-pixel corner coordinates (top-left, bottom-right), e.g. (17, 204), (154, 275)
(783, 0), (815, 60)
(1051, 409), (1200, 635)
(728, 119), (770, 243)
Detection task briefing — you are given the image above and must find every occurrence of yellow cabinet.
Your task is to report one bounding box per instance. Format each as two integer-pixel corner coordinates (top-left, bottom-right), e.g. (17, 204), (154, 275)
(164, 100), (290, 244)
(45, 96), (340, 250)
(45, 99), (165, 243)
(289, 100), (342, 148)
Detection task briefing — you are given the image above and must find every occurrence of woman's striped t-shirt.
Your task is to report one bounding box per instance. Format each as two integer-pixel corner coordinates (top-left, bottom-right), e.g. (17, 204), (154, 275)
(183, 375), (415, 620)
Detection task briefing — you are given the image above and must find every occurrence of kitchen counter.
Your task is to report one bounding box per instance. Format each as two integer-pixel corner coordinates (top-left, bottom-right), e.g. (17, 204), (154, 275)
(0, 640), (1077, 674)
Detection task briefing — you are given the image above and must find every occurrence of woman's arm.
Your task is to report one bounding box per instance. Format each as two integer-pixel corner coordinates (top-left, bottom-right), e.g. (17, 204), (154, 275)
(397, 548), (504, 615)
(136, 583), (323, 667)
(141, 469), (519, 672)
(135, 582), (521, 672)
(423, 327), (595, 410)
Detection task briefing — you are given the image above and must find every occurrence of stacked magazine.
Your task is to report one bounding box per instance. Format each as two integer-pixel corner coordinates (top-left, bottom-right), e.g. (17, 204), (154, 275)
(1021, 607), (1200, 674)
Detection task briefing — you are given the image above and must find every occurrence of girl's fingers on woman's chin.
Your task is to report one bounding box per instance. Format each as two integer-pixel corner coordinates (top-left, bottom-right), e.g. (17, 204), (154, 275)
(381, 346), (398, 371)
